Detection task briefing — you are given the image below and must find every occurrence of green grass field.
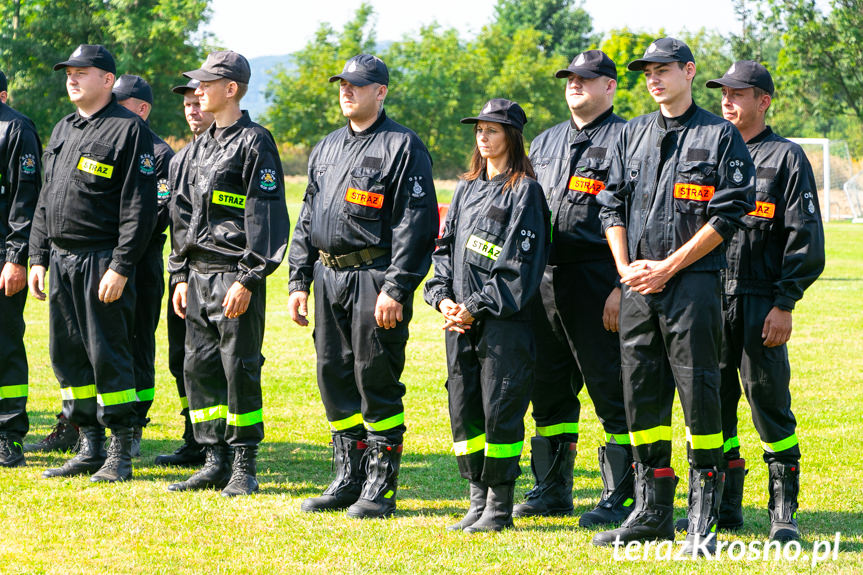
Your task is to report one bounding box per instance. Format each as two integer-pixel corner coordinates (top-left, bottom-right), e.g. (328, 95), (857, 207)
(3, 183), (861, 574)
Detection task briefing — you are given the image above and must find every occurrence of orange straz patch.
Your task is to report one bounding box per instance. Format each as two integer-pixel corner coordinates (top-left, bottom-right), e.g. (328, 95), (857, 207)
(568, 176), (606, 195)
(345, 187), (384, 209)
(748, 201), (776, 219)
(673, 183), (715, 201)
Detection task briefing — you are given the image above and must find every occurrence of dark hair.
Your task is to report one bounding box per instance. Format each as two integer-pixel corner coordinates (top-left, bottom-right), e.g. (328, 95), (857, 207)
(752, 86), (771, 100)
(462, 123), (535, 191)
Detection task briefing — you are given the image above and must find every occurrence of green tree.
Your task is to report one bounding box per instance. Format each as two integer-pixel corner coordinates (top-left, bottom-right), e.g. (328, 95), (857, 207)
(494, 0), (598, 59)
(599, 29), (658, 120)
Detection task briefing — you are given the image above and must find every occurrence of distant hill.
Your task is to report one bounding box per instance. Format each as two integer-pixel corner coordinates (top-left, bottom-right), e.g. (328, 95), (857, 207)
(245, 54), (295, 121)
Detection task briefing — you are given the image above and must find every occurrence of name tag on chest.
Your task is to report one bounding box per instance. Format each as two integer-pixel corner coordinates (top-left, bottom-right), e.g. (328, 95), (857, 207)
(77, 157), (114, 178)
(673, 183), (714, 201)
(345, 187), (384, 209)
(568, 176), (606, 195)
(466, 235), (501, 261)
(213, 190), (246, 209)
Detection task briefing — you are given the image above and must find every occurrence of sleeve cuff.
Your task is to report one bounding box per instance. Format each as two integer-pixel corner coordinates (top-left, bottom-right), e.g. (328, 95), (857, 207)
(5, 249), (28, 266)
(109, 259), (134, 278)
(289, 280), (311, 294)
(464, 294), (485, 319)
(600, 212), (626, 234)
(171, 271), (188, 285)
(236, 273), (260, 292)
(29, 251), (49, 269)
(773, 294), (796, 312)
(708, 215), (737, 241)
(381, 282), (409, 305)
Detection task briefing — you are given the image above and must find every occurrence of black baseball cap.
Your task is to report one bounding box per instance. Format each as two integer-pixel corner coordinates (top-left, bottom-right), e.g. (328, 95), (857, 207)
(184, 51), (251, 84)
(172, 78), (200, 95)
(54, 44), (117, 75)
(0, 70), (6, 93)
(628, 37), (695, 72)
(556, 49), (617, 80)
(113, 74), (153, 104)
(329, 54), (389, 87)
(461, 98), (528, 132)
(706, 60), (774, 96)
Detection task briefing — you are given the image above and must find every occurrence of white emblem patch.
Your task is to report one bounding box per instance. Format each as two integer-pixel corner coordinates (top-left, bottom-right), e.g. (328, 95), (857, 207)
(647, 43), (658, 54)
(727, 159), (746, 185)
(727, 63), (736, 75)
(409, 175), (425, 198)
(348, 61), (358, 73)
(482, 103), (493, 115)
(519, 229), (536, 253)
(72, 46), (83, 58)
(574, 54), (586, 66)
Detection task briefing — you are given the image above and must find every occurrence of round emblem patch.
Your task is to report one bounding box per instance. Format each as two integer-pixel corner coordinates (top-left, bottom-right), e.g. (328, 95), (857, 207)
(21, 154), (37, 175)
(260, 168), (278, 192)
(139, 153), (155, 176)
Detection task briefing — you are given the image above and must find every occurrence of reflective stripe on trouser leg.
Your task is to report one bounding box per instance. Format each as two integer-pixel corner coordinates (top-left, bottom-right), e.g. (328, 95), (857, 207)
(131, 236), (165, 425)
(49, 248), (137, 429)
(0, 289), (29, 436)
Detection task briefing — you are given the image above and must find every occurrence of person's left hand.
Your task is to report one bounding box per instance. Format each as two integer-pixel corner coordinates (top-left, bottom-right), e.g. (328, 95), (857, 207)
(620, 259), (674, 295)
(603, 287), (621, 332)
(222, 281), (252, 318)
(375, 291), (403, 329)
(762, 307), (793, 347)
(442, 303), (474, 333)
(0, 262), (26, 296)
(98, 269), (128, 303)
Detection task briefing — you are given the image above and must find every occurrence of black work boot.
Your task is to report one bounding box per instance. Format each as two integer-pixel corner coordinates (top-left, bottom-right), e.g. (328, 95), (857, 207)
(768, 461), (800, 542)
(302, 435), (368, 512)
(154, 411), (205, 467)
(512, 436), (576, 517)
(592, 464), (678, 546)
(42, 426), (106, 478)
(675, 458), (748, 533)
(464, 481), (516, 533)
(221, 446), (259, 497)
(579, 444), (636, 527)
(24, 413), (80, 453)
(0, 434), (26, 468)
(346, 438), (402, 519)
(90, 427), (134, 483)
(679, 467), (725, 556)
(448, 481), (488, 531)
(167, 444), (231, 491)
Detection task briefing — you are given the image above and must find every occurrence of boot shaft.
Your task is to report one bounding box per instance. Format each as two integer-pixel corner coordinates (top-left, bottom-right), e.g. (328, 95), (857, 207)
(360, 438), (403, 501)
(232, 446), (258, 475)
(719, 458), (747, 522)
(78, 426), (107, 462)
(686, 467), (725, 537)
(598, 444), (635, 503)
(331, 435), (368, 483)
(768, 461), (800, 523)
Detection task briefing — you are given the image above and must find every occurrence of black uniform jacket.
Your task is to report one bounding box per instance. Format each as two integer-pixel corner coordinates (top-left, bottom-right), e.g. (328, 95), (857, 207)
(598, 104), (755, 271)
(151, 128), (175, 236)
(724, 127), (825, 311)
(288, 110), (438, 305)
(0, 102), (42, 267)
(168, 111), (289, 291)
(529, 107), (625, 264)
(29, 96), (156, 277)
(424, 173), (550, 320)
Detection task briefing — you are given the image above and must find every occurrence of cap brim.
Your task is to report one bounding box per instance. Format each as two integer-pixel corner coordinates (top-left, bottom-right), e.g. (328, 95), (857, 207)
(183, 69), (224, 82)
(172, 85), (194, 95)
(53, 59), (99, 71)
(328, 73), (374, 87)
(627, 56), (682, 72)
(705, 77), (755, 90)
(555, 67), (602, 79)
(460, 115), (523, 130)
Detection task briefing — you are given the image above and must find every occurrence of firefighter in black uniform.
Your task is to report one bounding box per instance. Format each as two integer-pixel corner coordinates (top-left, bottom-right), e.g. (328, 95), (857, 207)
(591, 38), (754, 554)
(425, 99), (550, 533)
(513, 49), (634, 526)
(112, 74), (175, 457)
(168, 51), (289, 496)
(28, 44), (157, 483)
(288, 54), (438, 518)
(700, 61), (824, 541)
(154, 78), (213, 468)
(0, 69), (42, 468)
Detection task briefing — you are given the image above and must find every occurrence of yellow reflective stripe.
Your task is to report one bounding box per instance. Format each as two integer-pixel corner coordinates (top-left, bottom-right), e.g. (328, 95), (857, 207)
(485, 441), (524, 459)
(605, 432), (632, 445)
(190, 405), (228, 423)
(685, 427), (724, 450)
(227, 409), (263, 427)
(629, 425), (672, 447)
(97, 388), (137, 407)
(77, 156), (114, 178)
(723, 436), (740, 453)
(0, 384), (28, 400)
(364, 412), (405, 432)
(136, 388), (155, 402)
(329, 413), (363, 431)
(179, 396), (189, 409)
(60, 385), (97, 401)
(466, 235), (501, 261)
(536, 422), (579, 437)
(212, 190), (246, 209)
(762, 433), (798, 453)
(453, 434), (486, 456)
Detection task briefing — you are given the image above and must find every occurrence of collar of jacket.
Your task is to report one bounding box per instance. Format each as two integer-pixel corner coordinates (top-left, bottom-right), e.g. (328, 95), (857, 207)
(70, 94), (118, 129)
(347, 108), (388, 138)
(205, 110), (252, 147)
(746, 125), (774, 145)
(568, 105), (614, 145)
(651, 101), (698, 133)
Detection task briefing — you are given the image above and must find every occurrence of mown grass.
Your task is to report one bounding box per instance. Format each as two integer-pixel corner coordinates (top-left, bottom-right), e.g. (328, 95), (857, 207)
(3, 183), (861, 574)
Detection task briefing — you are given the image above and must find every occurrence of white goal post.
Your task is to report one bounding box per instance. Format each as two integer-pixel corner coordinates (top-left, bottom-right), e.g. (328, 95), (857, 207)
(789, 138), (831, 221)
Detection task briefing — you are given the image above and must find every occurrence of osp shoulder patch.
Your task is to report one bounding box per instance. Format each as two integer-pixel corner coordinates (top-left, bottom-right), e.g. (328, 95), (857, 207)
(139, 153), (156, 176)
(409, 175), (426, 198)
(518, 228), (537, 254)
(20, 154), (37, 175)
(260, 168), (278, 192)
(727, 158), (747, 186)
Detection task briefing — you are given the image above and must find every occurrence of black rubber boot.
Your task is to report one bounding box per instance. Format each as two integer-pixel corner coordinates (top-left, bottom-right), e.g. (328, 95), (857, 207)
(221, 446), (259, 497)
(24, 413), (80, 453)
(90, 427), (134, 483)
(346, 438), (402, 519)
(0, 434), (26, 468)
(512, 436), (576, 517)
(592, 464), (677, 546)
(167, 444), (231, 491)
(679, 467), (725, 556)
(579, 444), (636, 527)
(464, 482), (516, 533)
(676, 457), (747, 533)
(768, 461), (800, 542)
(42, 426), (106, 478)
(301, 435), (368, 512)
(448, 481), (488, 531)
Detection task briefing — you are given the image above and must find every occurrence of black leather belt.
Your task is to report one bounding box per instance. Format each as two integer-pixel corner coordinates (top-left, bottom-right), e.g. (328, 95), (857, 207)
(318, 247), (388, 269)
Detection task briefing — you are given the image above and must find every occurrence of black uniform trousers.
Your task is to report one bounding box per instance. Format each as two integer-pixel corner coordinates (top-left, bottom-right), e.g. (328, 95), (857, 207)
(719, 294), (799, 465)
(446, 315), (534, 485)
(167, 279), (187, 413)
(312, 261), (409, 444)
(620, 271), (723, 469)
(49, 247), (137, 429)
(0, 288), (28, 437)
(130, 234), (167, 426)
(531, 259), (629, 445)
(184, 266), (266, 447)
